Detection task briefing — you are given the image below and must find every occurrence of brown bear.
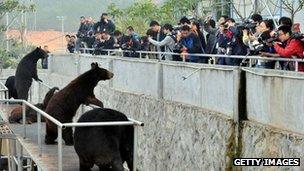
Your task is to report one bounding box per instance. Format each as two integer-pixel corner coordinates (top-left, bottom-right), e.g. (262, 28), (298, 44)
(45, 62), (114, 145)
(15, 47), (48, 100)
(9, 87), (59, 124)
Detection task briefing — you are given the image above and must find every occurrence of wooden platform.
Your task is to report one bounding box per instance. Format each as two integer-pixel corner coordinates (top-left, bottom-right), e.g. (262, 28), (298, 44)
(0, 104), (100, 171)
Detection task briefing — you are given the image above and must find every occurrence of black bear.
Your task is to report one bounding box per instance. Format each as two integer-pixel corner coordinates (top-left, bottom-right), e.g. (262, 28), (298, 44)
(5, 76), (18, 99)
(45, 63), (114, 145)
(74, 108), (134, 171)
(15, 47), (48, 100)
(9, 87), (59, 124)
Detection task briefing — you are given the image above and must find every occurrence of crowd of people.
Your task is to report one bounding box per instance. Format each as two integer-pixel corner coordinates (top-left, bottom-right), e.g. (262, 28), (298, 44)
(66, 13), (304, 72)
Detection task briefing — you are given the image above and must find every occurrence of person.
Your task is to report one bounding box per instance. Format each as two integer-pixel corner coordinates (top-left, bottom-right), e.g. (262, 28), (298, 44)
(261, 25), (304, 72)
(94, 13), (116, 35)
(148, 23), (176, 60)
(204, 19), (217, 55)
(203, 15), (229, 56)
(216, 23), (234, 65)
(224, 18), (247, 66)
(149, 20), (165, 59)
(75, 16), (88, 52)
(67, 35), (76, 53)
(191, 21), (206, 52)
(41, 45), (50, 69)
(121, 35), (140, 58)
(254, 20), (276, 69)
(178, 25), (205, 63)
(278, 17), (293, 28)
(126, 26), (140, 43)
(65, 34), (71, 52)
(113, 30), (124, 49)
(93, 31), (115, 55)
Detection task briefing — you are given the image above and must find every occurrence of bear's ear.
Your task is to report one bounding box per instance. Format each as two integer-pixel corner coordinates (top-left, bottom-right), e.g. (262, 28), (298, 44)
(91, 62), (97, 69)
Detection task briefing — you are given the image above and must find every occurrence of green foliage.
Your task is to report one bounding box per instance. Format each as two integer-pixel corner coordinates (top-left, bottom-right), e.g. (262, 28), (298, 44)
(0, 0), (36, 69)
(107, 0), (214, 35)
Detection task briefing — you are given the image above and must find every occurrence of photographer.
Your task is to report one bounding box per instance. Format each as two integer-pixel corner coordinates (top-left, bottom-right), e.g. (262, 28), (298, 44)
(126, 26), (141, 43)
(149, 20), (166, 59)
(148, 23), (176, 61)
(191, 21), (206, 53)
(177, 25), (205, 63)
(203, 15), (229, 56)
(242, 14), (263, 49)
(121, 35), (140, 58)
(255, 19), (276, 69)
(75, 16), (88, 52)
(217, 23), (234, 65)
(261, 25), (304, 72)
(92, 31), (115, 55)
(94, 13), (116, 35)
(113, 30), (124, 49)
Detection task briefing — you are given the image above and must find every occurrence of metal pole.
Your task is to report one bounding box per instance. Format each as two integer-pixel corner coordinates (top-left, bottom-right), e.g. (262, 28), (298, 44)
(61, 18), (64, 51)
(18, 142), (23, 171)
(295, 62), (299, 72)
(11, 140), (16, 171)
(58, 126), (63, 171)
(37, 112), (42, 156)
(133, 126), (138, 171)
(221, 0), (224, 15)
(6, 13), (9, 51)
(22, 102), (27, 139)
(7, 140), (12, 171)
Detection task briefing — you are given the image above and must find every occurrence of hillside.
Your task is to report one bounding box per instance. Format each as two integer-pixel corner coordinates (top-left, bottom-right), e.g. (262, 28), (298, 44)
(24, 0), (136, 32)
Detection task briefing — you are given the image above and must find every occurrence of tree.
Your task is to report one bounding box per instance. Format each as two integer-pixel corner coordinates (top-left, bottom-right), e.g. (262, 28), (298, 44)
(0, 0), (35, 69)
(269, 0), (304, 23)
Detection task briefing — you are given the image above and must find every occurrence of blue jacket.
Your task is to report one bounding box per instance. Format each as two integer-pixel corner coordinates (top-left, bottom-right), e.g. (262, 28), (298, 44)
(180, 33), (204, 61)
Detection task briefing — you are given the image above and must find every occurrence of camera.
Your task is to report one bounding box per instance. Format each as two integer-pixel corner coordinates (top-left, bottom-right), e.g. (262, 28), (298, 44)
(237, 20), (257, 34)
(173, 43), (184, 52)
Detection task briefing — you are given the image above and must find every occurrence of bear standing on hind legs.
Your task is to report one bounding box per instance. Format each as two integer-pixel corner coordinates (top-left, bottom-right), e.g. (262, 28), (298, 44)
(15, 47), (48, 100)
(45, 62), (114, 145)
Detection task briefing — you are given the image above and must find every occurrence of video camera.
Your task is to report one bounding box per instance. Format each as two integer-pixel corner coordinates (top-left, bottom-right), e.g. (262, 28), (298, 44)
(237, 20), (257, 34)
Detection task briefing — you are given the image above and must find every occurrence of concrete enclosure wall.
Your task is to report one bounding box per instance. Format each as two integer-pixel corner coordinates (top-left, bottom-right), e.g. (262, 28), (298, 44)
(245, 68), (304, 134)
(49, 54), (240, 118)
(2, 53), (304, 170)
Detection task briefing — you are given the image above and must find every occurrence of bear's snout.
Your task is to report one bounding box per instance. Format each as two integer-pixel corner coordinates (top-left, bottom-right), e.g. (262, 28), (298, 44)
(107, 72), (114, 79)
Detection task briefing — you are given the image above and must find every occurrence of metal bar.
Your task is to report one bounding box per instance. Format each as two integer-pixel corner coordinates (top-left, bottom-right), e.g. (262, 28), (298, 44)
(39, 81), (52, 89)
(58, 127), (63, 171)
(37, 112), (42, 156)
(295, 61), (299, 72)
(79, 48), (304, 63)
(11, 140), (16, 171)
(37, 81), (41, 102)
(0, 99), (63, 127)
(62, 121), (138, 127)
(133, 126), (138, 171)
(22, 102), (26, 139)
(23, 101), (63, 127)
(242, 68), (304, 80)
(7, 140), (12, 171)
(18, 142), (23, 171)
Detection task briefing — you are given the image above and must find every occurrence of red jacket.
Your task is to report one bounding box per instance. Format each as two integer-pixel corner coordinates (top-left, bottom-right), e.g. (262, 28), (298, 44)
(274, 38), (304, 71)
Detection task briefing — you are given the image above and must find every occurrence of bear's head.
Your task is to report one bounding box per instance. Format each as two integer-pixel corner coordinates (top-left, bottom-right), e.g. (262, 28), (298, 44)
(33, 47), (49, 59)
(91, 62), (114, 80)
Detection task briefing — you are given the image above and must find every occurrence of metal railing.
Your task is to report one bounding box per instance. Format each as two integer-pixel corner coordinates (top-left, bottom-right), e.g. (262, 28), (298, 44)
(0, 81), (144, 171)
(0, 81), (9, 100)
(78, 48), (304, 71)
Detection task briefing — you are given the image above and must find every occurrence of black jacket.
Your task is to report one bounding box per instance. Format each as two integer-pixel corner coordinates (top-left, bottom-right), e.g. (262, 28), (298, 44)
(93, 20), (115, 35)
